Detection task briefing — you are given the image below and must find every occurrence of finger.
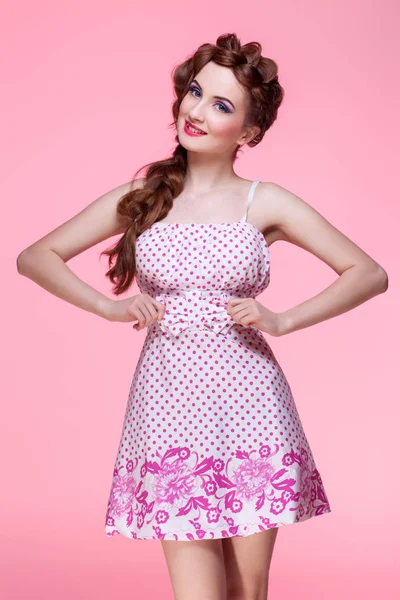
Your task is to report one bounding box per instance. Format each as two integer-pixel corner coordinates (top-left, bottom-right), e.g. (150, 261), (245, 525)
(240, 315), (255, 327)
(140, 303), (158, 327)
(132, 306), (147, 330)
(229, 304), (251, 319)
(231, 307), (253, 325)
(228, 297), (248, 306)
(151, 299), (167, 320)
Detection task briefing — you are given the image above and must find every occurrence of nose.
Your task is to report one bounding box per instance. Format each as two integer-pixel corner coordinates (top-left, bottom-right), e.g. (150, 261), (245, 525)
(188, 102), (205, 124)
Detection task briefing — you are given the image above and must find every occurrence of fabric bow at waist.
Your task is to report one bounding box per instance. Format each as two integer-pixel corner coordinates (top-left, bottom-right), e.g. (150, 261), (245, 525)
(153, 290), (240, 340)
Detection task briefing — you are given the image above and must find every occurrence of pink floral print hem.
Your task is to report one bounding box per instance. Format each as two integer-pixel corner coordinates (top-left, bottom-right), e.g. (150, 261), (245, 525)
(105, 442), (331, 541)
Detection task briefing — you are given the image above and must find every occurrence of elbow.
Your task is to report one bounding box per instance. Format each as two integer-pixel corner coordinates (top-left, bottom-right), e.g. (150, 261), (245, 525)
(354, 262), (389, 295)
(380, 272), (389, 293)
(374, 265), (389, 293)
(17, 248), (34, 275)
(16, 250), (28, 274)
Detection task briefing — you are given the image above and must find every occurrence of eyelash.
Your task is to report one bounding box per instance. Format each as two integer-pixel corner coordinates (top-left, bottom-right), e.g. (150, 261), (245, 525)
(188, 86), (231, 114)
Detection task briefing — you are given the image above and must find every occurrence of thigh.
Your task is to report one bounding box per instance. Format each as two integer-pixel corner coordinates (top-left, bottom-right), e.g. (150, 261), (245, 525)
(161, 538), (227, 600)
(221, 528), (279, 598)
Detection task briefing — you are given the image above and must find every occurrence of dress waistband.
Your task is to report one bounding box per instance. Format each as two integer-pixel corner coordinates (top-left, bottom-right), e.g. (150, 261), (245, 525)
(152, 289), (244, 340)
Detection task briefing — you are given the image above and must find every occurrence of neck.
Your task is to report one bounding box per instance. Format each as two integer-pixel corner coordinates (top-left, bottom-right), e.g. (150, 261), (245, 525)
(184, 150), (238, 194)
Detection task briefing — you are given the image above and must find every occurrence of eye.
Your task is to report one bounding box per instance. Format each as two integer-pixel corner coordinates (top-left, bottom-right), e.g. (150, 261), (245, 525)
(188, 86), (231, 114)
(215, 102), (229, 113)
(189, 86), (201, 98)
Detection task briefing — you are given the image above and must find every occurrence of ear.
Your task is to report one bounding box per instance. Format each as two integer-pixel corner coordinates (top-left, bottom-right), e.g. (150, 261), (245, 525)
(237, 125), (261, 146)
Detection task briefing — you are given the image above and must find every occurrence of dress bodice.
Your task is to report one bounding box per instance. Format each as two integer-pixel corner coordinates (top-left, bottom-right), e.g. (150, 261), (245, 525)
(134, 181), (271, 340)
(135, 221), (270, 298)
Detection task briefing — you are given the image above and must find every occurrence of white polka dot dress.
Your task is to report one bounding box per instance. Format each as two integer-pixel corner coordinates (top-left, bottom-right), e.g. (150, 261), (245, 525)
(105, 180), (331, 541)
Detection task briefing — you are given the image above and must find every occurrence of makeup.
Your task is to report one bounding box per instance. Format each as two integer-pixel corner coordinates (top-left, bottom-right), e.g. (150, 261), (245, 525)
(184, 119), (207, 137)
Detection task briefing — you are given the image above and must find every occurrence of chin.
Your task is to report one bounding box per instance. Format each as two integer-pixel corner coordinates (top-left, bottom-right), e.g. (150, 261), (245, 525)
(177, 134), (207, 152)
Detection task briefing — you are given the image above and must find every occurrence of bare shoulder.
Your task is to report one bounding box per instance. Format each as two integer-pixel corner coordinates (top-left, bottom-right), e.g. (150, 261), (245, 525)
(131, 177), (146, 191)
(256, 181), (384, 275)
(256, 180), (337, 242)
(19, 177), (146, 263)
(249, 181), (292, 243)
(256, 181), (305, 229)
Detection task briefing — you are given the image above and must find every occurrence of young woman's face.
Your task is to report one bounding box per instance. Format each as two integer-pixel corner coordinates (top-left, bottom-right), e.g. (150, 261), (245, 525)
(177, 61), (256, 155)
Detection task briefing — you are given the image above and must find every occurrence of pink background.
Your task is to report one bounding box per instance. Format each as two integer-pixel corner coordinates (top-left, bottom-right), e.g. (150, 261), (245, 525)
(2, 1), (399, 598)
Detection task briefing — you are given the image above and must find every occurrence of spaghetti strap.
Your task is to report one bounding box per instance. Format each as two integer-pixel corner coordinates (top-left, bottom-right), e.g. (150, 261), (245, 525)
(240, 180), (261, 223)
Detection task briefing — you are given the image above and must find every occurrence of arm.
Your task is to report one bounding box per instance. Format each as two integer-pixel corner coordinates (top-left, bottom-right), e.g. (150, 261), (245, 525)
(16, 179), (144, 318)
(259, 182), (389, 336)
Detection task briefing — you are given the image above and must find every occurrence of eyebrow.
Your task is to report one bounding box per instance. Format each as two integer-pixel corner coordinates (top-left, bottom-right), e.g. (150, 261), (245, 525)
(191, 79), (236, 110)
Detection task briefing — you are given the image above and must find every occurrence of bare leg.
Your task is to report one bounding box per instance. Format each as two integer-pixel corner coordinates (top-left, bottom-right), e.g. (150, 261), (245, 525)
(161, 538), (227, 600)
(222, 528), (279, 599)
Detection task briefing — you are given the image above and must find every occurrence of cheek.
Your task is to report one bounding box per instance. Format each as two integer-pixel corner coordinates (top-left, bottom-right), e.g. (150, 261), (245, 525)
(179, 96), (192, 115)
(210, 117), (242, 140)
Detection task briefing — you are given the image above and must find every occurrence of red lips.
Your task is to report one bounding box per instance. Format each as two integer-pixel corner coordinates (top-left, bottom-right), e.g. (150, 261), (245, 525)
(185, 119), (207, 135)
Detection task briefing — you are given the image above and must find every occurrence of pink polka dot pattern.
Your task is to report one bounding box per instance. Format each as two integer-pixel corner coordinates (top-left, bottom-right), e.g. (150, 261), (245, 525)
(104, 219), (331, 541)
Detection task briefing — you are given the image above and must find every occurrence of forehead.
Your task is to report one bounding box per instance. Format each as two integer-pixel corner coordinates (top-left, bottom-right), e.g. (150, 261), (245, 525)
(194, 61), (247, 104)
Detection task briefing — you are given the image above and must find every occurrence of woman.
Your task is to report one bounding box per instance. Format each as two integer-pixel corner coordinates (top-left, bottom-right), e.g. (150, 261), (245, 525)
(17, 33), (388, 600)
